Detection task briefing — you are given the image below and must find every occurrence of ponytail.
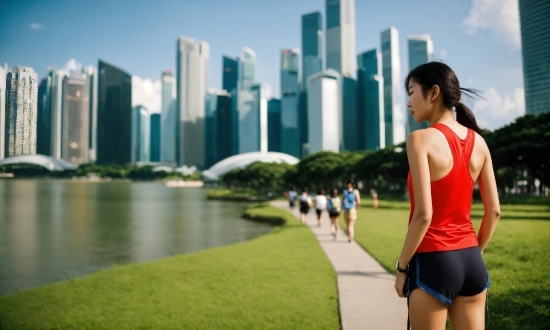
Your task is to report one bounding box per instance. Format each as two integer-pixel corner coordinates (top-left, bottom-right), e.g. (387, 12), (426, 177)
(455, 102), (481, 134)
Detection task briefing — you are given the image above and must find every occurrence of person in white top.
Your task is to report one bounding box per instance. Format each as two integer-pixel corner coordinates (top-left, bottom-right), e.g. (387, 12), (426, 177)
(314, 189), (327, 227)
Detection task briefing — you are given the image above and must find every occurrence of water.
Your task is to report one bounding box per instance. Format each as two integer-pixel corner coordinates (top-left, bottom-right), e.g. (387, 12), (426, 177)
(0, 180), (272, 296)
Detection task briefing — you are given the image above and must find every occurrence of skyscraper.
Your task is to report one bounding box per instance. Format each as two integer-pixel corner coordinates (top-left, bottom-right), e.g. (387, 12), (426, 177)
(406, 35), (433, 135)
(519, 0), (550, 114)
(240, 47), (256, 89)
(307, 69), (341, 154)
(326, 0), (356, 78)
(357, 49), (384, 150)
(381, 27), (401, 146)
(131, 105), (149, 163)
(342, 77), (357, 151)
(161, 70), (177, 166)
(5, 66), (38, 156)
(97, 60), (132, 164)
(150, 113), (160, 162)
(222, 56), (239, 93)
(238, 84), (268, 153)
(268, 98), (282, 152)
(176, 36), (209, 168)
(82, 65), (97, 163)
(205, 90), (220, 168)
(302, 12), (323, 89)
(49, 68), (65, 159)
(61, 76), (89, 165)
(0, 63), (7, 159)
(216, 91), (233, 162)
(36, 77), (51, 155)
(280, 49), (300, 157)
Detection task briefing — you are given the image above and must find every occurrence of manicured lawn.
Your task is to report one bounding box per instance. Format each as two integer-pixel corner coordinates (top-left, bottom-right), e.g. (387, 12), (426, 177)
(340, 199), (550, 329)
(0, 204), (340, 330)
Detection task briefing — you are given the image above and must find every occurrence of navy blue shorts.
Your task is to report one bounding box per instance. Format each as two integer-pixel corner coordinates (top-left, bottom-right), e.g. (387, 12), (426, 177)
(406, 246), (490, 305)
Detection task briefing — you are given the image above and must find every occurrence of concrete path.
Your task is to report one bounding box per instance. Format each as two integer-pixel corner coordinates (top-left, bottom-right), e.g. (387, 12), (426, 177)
(272, 200), (408, 330)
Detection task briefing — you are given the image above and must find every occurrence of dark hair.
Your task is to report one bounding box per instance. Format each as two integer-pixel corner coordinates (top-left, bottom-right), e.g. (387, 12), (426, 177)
(331, 188), (338, 197)
(405, 62), (482, 134)
(289, 186), (295, 191)
(302, 187), (308, 193)
(346, 179), (354, 186)
(320, 189), (325, 195)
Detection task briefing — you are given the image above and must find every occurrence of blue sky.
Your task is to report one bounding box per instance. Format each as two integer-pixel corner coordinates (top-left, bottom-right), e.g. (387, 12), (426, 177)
(0, 0), (524, 142)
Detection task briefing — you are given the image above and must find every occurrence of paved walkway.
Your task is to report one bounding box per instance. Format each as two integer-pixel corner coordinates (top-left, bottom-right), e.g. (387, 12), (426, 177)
(272, 200), (408, 330)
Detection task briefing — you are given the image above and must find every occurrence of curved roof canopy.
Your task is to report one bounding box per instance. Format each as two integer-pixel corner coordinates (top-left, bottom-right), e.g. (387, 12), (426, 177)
(202, 152), (299, 181)
(0, 154), (78, 171)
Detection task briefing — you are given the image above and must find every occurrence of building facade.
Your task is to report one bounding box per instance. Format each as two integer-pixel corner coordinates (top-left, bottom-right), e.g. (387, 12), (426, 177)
(61, 76), (89, 164)
(381, 26), (401, 146)
(97, 60), (132, 164)
(49, 68), (65, 159)
(82, 65), (97, 163)
(406, 35), (433, 135)
(216, 92), (233, 162)
(280, 49), (301, 157)
(131, 105), (149, 163)
(176, 36), (209, 168)
(268, 98), (282, 152)
(150, 113), (160, 162)
(5, 66), (38, 156)
(357, 49), (384, 150)
(238, 84), (268, 153)
(307, 69), (341, 154)
(240, 47), (256, 89)
(222, 56), (239, 93)
(36, 77), (51, 156)
(302, 12), (323, 89)
(326, 0), (356, 78)
(205, 90), (220, 168)
(520, 0), (550, 114)
(0, 63), (7, 159)
(161, 70), (177, 166)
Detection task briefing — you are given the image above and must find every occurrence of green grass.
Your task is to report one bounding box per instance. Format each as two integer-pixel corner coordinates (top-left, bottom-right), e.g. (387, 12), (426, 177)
(340, 199), (550, 329)
(0, 204), (340, 330)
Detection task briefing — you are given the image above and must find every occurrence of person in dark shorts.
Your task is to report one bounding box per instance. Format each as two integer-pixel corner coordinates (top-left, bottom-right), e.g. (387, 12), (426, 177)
(314, 189), (327, 227)
(298, 188), (312, 224)
(394, 62), (500, 329)
(287, 186), (297, 209)
(326, 188), (341, 238)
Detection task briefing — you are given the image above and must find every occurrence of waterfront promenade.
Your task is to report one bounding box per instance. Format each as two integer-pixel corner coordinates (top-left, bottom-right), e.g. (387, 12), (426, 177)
(272, 200), (408, 330)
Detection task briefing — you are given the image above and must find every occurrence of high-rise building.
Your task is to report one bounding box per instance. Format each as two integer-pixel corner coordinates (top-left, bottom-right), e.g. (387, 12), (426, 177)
(97, 60), (132, 164)
(223, 56), (239, 93)
(240, 47), (256, 89)
(0, 63), (7, 159)
(61, 76), (89, 165)
(82, 65), (97, 163)
(342, 77), (357, 151)
(519, 0), (550, 114)
(216, 92), (233, 163)
(160, 70), (177, 166)
(176, 36), (209, 168)
(150, 113), (160, 162)
(49, 68), (65, 159)
(4, 66), (38, 156)
(280, 49), (301, 157)
(302, 12), (323, 89)
(307, 69), (341, 154)
(268, 98), (282, 152)
(205, 89), (220, 168)
(326, 0), (356, 78)
(381, 27), (401, 146)
(160, 70), (178, 166)
(238, 84), (268, 153)
(357, 49), (384, 150)
(131, 105), (149, 163)
(36, 77), (51, 156)
(406, 35), (433, 135)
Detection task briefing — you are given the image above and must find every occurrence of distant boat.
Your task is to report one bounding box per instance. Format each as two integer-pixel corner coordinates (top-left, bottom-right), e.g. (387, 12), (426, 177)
(165, 180), (204, 188)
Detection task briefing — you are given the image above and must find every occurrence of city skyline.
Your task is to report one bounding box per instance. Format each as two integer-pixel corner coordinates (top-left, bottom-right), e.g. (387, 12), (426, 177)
(0, 0), (525, 142)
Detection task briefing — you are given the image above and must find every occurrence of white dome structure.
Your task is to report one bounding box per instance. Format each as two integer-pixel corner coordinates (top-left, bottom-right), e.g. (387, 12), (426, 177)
(203, 152), (299, 181)
(0, 154), (78, 171)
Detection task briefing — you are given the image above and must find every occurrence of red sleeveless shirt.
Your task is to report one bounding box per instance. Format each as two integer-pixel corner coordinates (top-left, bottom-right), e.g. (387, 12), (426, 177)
(407, 123), (479, 252)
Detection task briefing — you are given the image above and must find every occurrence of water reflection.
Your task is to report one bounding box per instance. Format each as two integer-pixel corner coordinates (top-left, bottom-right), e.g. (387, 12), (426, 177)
(0, 180), (271, 296)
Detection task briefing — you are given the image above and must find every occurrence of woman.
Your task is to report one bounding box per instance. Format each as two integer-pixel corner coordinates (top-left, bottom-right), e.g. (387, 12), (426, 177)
(299, 187), (312, 224)
(370, 189), (379, 210)
(326, 188), (342, 238)
(394, 62), (500, 330)
(314, 189), (327, 227)
(342, 179), (361, 243)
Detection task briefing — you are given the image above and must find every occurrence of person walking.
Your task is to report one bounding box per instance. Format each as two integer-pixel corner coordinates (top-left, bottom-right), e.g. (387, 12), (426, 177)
(287, 186), (297, 209)
(342, 179), (361, 243)
(299, 188), (312, 224)
(326, 188), (342, 239)
(394, 62), (500, 330)
(370, 189), (379, 210)
(314, 189), (327, 227)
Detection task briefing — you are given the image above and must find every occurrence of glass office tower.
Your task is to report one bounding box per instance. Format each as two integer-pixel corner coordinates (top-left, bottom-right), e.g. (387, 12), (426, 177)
(97, 60), (132, 164)
(268, 98), (282, 152)
(357, 49), (384, 150)
(326, 0), (356, 78)
(280, 49), (300, 157)
(520, 0), (550, 114)
(406, 35), (433, 135)
(61, 76), (89, 164)
(381, 27), (401, 146)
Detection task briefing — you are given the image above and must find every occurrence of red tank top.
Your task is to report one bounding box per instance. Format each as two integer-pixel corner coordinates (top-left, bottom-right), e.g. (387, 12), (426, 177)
(407, 123), (479, 252)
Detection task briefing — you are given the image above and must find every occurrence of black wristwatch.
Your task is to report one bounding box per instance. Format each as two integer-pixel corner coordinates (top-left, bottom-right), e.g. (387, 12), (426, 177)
(395, 261), (408, 274)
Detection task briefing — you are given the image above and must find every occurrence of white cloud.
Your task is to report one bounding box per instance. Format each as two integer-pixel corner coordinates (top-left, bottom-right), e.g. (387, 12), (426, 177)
(463, 0), (521, 50)
(132, 75), (161, 113)
(471, 87), (525, 130)
(60, 58), (82, 75)
(29, 22), (44, 30)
